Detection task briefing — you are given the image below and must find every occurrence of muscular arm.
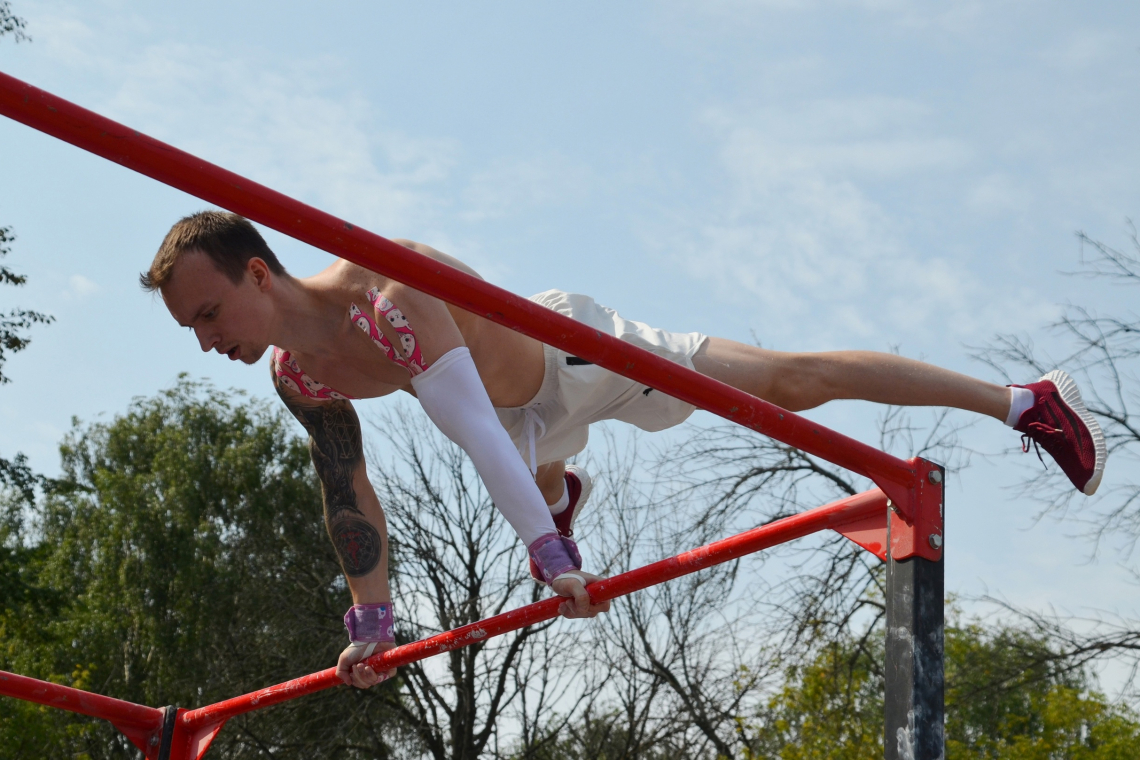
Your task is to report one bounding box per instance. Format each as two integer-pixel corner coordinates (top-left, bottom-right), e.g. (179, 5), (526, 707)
(275, 375), (389, 602)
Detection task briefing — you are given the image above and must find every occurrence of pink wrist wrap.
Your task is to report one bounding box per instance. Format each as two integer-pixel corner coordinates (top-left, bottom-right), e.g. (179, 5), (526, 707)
(528, 534), (582, 585)
(344, 602), (396, 643)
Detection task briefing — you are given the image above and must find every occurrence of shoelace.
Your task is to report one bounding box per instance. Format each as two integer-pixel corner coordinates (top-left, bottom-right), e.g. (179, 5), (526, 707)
(1021, 420), (1063, 468)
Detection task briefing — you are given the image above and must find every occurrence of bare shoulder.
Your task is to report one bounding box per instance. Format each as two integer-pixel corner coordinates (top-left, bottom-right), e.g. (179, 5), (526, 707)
(313, 240), (483, 288)
(390, 238), (485, 281)
(317, 240), (485, 311)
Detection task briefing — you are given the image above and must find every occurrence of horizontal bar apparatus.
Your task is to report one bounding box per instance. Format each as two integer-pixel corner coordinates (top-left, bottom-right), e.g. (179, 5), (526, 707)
(0, 70), (920, 513)
(0, 669), (163, 731)
(182, 489), (888, 730)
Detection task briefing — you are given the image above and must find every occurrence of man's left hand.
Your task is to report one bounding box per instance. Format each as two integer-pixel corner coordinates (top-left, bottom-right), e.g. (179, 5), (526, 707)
(336, 641), (397, 689)
(552, 572), (610, 618)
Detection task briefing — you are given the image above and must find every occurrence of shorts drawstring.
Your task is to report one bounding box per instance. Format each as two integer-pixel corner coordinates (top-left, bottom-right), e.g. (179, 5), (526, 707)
(523, 407), (546, 477)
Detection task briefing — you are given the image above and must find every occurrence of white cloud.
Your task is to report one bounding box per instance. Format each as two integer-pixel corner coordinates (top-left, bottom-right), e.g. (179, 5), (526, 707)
(460, 155), (593, 223)
(22, 6), (458, 239)
(27, 7), (101, 70)
(17, 2), (612, 295)
(649, 99), (1055, 348)
(97, 45), (456, 235)
(63, 273), (100, 300)
(967, 173), (1032, 216)
(1046, 29), (1123, 71)
(662, 0), (1001, 35)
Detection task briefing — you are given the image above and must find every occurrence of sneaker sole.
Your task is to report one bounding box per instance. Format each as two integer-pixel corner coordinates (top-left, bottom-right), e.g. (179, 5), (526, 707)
(1043, 369), (1107, 495)
(562, 464), (593, 533)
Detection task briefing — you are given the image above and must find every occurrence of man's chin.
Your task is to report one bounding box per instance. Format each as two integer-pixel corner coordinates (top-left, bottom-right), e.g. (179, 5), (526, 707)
(243, 345), (270, 365)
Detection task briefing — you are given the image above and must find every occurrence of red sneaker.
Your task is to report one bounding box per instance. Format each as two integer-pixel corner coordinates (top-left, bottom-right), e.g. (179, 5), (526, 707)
(1012, 370), (1106, 495)
(552, 464), (593, 538)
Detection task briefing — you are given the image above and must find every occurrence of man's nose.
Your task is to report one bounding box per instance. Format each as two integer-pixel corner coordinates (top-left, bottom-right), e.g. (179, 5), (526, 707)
(195, 328), (219, 353)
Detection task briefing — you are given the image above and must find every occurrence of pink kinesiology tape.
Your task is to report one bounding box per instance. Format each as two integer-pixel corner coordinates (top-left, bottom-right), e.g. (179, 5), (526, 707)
(528, 534), (583, 585)
(344, 602), (396, 643)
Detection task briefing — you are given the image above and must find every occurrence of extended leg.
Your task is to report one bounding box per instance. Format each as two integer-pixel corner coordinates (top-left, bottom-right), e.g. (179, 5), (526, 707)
(691, 338), (1011, 420)
(690, 337), (1105, 496)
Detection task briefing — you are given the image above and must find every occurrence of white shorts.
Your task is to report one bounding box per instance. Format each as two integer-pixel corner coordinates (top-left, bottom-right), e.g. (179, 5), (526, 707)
(495, 290), (708, 472)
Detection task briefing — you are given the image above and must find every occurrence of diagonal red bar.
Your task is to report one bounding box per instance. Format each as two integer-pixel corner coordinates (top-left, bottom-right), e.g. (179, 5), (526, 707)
(181, 489), (887, 730)
(0, 670), (163, 729)
(0, 70), (919, 510)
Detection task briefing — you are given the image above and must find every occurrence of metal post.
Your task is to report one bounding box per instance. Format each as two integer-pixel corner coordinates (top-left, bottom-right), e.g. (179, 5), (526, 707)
(884, 463), (945, 760)
(157, 706), (179, 760)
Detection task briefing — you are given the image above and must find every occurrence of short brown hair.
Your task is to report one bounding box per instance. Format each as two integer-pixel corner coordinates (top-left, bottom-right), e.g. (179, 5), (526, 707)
(140, 211), (286, 292)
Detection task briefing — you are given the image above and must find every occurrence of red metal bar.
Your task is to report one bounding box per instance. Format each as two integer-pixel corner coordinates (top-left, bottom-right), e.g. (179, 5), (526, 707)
(0, 670), (162, 730)
(0, 670), (166, 756)
(181, 489), (888, 730)
(0, 71), (920, 512)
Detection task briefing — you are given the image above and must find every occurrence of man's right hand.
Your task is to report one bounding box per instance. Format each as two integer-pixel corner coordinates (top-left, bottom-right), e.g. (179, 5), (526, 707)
(336, 642), (397, 689)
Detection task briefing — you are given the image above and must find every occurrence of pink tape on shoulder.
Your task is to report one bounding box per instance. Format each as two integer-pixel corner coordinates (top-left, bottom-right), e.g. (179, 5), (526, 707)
(364, 287), (429, 376)
(271, 347), (352, 400)
(349, 303), (408, 370)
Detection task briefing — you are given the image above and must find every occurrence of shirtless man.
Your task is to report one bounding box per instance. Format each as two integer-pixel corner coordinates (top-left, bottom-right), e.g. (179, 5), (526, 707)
(144, 211), (1107, 691)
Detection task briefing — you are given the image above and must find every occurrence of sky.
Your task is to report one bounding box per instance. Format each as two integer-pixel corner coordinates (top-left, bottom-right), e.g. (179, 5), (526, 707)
(2, 0), (1140, 681)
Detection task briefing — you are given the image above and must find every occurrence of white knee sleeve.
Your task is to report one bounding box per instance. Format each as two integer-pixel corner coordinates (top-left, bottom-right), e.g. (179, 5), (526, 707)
(410, 347), (557, 546)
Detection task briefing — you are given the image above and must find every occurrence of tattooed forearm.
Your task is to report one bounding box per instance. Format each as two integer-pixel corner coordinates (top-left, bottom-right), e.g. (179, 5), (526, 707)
(283, 397), (363, 518)
(331, 517), (382, 577)
(275, 376), (383, 577)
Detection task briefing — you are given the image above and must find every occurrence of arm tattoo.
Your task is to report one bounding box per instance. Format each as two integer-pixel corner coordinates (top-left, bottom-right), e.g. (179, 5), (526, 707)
(331, 517), (383, 577)
(289, 400), (362, 519)
(275, 375), (382, 577)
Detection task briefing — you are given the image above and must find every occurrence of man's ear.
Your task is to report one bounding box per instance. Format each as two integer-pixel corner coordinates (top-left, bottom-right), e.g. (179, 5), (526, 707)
(248, 257), (273, 292)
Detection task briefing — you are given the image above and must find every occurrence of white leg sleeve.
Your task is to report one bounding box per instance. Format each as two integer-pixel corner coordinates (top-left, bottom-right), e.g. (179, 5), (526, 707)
(410, 347), (558, 546)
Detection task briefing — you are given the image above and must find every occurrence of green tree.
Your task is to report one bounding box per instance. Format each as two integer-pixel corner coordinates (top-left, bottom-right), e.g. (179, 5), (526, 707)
(1, 2), (52, 489)
(0, 226), (53, 386)
(0, 379), (411, 759)
(0, 1), (29, 42)
(742, 611), (1140, 760)
(0, 0), (42, 387)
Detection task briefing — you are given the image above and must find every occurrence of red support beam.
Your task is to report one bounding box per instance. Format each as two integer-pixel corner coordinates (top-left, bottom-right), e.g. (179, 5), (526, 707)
(179, 489), (888, 738)
(0, 670), (165, 757)
(0, 70), (929, 526)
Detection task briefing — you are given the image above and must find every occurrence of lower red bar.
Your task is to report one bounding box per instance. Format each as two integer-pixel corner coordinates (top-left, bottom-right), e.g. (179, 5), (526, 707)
(182, 488), (887, 730)
(0, 670), (163, 731)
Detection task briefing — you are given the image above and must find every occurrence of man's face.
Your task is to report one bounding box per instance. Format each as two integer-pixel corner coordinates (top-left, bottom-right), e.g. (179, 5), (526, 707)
(161, 251), (274, 365)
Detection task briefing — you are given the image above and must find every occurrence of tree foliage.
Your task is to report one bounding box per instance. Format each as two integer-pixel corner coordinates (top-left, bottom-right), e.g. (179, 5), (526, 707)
(0, 227), (54, 385)
(0, 379), (410, 759)
(742, 610), (1140, 759)
(970, 224), (1140, 703)
(0, 1), (29, 43)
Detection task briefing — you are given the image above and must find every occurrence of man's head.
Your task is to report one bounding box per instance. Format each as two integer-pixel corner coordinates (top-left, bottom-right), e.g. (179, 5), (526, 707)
(143, 211), (287, 364)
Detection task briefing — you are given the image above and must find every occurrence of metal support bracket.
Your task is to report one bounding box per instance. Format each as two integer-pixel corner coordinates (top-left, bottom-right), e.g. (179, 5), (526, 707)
(888, 458), (944, 562)
(838, 458), (944, 563)
(165, 709), (227, 760)
(111, 719), (163, 759)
